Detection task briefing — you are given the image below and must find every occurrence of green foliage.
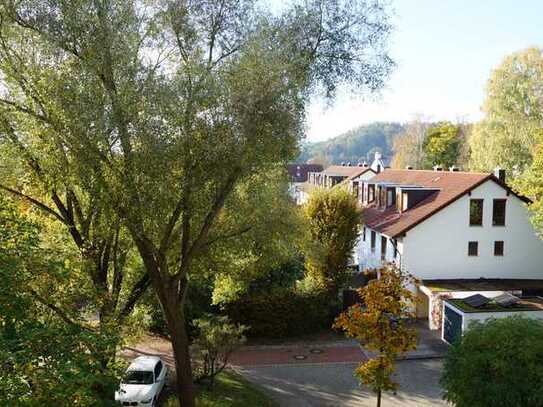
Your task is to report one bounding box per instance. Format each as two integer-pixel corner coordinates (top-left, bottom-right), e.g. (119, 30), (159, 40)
(299, 122), (405, 164)
(469, 47), (543, 173)
(441, 316), (543, 407)
(193, 315), (247, 387)
(207, 168), (305, 305)
(0, 197), (122, 406)
(515, 131), (543, 235)
(224, 288), (333, 338)
(423, 122), (463, 169)
(302, 187), (360, 298)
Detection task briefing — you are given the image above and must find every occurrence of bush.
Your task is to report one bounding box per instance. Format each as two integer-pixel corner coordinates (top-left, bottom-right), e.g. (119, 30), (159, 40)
(441, 316), (543, 407)
(193, 314), (247, 387)
(224, 288), (334, 338)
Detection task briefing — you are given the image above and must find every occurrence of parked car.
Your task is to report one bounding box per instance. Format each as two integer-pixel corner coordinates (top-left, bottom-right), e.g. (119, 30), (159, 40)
(115, 356), (168, 406)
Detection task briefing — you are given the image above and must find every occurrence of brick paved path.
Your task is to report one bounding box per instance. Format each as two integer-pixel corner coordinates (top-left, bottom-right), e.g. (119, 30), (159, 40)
(229, 344), (366, 366)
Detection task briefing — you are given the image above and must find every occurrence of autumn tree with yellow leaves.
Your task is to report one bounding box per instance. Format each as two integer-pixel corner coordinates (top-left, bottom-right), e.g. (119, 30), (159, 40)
(334, 265), (418, 407)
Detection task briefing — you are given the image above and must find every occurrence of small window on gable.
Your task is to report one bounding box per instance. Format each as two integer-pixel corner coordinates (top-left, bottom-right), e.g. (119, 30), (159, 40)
(363, 226), (366, 242)
(469, 199), (483, 226)
(381, 236), (387, 260)
(494, 241), (504, 256)
(468, 241), (478, 256)
(371, 231), (376, 253)
(493, 199), (506, 226)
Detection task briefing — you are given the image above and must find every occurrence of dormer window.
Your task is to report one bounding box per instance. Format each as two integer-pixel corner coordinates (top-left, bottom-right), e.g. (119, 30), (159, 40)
(368, 184), (375, 203)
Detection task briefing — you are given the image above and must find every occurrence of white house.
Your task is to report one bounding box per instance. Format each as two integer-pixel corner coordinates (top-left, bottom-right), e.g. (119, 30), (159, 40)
(354, 167), (543, 330)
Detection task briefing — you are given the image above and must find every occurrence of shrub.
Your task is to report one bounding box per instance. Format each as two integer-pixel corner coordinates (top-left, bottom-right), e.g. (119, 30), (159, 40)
(192, 315), (247, 388)
(224, 288), (333, 338)
(441, 316), (543, 407)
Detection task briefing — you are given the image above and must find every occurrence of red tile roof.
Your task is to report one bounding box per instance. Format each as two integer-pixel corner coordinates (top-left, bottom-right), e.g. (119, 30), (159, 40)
(362, 169), (528, 238)
(323, 165), (373, 178)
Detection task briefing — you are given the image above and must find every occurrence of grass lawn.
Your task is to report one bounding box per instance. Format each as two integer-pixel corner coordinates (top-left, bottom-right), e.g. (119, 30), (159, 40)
(163, 371), (277, 407)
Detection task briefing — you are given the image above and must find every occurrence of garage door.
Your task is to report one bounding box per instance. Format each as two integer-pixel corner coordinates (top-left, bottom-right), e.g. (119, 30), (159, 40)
(443, 306), (462, 344)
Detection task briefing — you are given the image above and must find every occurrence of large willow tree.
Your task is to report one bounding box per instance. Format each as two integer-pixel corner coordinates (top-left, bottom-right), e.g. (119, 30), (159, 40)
(0, 0), (393, 404)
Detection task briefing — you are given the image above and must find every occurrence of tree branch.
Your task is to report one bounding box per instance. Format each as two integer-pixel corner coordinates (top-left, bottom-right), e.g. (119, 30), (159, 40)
(202, 226), (252, 248)
(117, 273), (151, 324)
(0, 183), (66, 223)
(28, 288), (92, 332)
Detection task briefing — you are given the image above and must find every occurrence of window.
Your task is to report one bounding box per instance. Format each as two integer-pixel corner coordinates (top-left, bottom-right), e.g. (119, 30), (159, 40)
(468, 241), (478, 256)
(371, 231), (376, 253)
(381, 236), (387, 260)
(494, 241), (504, 256)
(363, 226), (366, 242)
(469, 199), (483, 226)
(368, 185), (375, 202)
(154, 361), (163, 381)
(493, 199), (506, 226)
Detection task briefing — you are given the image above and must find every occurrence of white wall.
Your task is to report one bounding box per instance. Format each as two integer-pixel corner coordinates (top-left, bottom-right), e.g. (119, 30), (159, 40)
(442, 301), (543, 341)
(402, 180), (543, 280)
(354, 228), (401, 271)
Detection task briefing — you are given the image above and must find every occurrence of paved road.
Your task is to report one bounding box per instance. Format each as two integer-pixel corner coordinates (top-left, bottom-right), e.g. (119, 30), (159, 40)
(236, 359), (450, 407)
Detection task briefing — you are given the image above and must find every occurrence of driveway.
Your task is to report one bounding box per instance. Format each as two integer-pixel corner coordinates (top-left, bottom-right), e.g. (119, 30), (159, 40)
(235, 359), (450, 407)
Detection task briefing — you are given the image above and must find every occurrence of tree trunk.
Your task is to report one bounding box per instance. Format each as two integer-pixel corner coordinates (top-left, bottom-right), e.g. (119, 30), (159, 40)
(163, 293), (195, 407)
(377, 389), (382, 407)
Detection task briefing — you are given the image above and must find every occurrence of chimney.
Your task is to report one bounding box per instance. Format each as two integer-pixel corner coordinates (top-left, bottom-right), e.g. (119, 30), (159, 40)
(357, 162), (363, 167)
(346, 162), (351, 166)
(374, 151), (382, 160)
(405, 165), (413, 170)
(449, 166), (460, 172)
(433, 165), (443, 172)
(341, 162), (345, 166)
(495, 167), (506, 183)
(363, 161), (369, 168)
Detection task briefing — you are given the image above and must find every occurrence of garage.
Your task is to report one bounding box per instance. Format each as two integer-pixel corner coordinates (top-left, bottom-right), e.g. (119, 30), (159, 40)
(441, 294), (543, 344)
(442, 305), (462, 344)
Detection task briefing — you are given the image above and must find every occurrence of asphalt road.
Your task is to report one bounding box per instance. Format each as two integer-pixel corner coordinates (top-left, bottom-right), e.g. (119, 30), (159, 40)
(236, 359), (450, 407)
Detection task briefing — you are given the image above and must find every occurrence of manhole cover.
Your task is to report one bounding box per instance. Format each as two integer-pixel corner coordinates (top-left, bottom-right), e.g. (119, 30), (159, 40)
(293, 355), (307, 360)
(310, 349), (324, 354)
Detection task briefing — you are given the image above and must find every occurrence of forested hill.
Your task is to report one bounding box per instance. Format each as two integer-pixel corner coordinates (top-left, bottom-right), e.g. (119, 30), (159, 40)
(299, 122), (405, 165)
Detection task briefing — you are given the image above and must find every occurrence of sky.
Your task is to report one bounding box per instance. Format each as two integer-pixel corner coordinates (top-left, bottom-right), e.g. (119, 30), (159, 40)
(304, 0), (543, 142)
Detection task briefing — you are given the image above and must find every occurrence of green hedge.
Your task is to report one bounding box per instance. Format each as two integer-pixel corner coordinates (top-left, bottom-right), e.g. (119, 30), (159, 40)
(224, 289), (334, 338)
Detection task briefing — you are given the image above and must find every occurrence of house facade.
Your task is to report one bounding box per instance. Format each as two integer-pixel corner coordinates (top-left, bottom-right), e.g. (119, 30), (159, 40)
(286, 163), (323, 203)
(354, 167), (543, 330)
(297, 163), (375, 205)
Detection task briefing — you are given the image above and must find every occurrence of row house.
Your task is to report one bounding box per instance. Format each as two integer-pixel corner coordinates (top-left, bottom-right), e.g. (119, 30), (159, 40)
(298, 163), (375, 205)
(354, 167), (543, 331)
